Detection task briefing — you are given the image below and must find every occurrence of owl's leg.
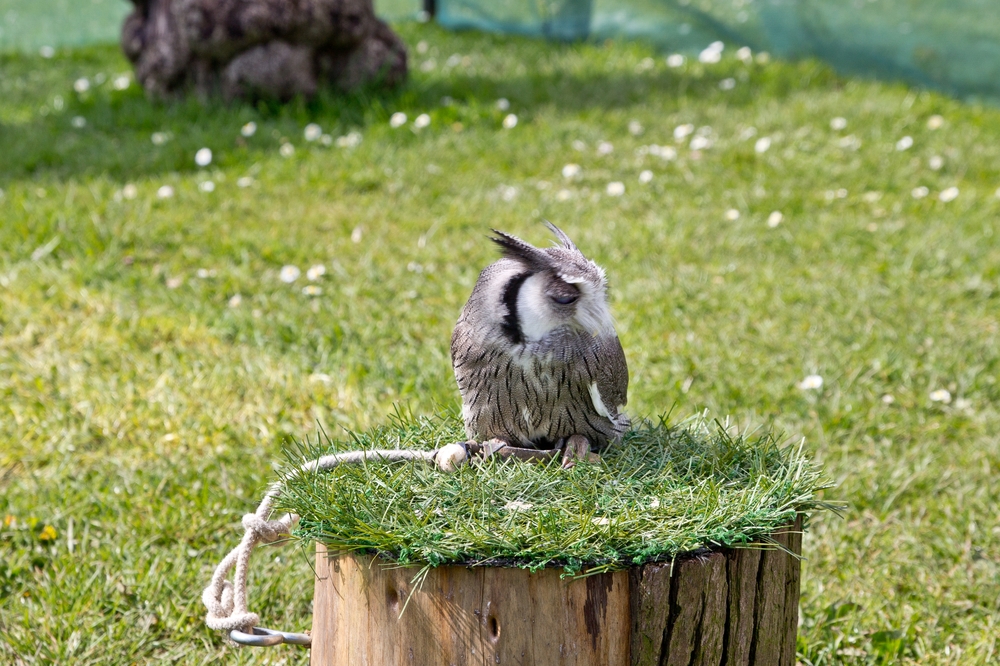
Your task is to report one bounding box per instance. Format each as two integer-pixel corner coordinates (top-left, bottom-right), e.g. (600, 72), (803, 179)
(561, 434), (601, 469)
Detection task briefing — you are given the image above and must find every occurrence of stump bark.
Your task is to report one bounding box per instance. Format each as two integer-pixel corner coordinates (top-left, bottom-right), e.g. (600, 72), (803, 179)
(121, 0), (407, 101)
(310, 518), (802, 665)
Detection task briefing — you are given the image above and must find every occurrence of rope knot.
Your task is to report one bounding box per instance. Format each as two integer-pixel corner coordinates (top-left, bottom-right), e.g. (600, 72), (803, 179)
(242, 512), (290, 543)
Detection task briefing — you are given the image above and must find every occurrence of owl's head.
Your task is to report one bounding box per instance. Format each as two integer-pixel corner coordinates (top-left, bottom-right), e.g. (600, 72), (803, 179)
(492, 222), (616, 344)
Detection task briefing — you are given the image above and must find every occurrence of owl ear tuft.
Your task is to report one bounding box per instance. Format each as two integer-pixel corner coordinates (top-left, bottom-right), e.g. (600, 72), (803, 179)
(491, 230), (553, 272)
(544, 221), (578, 251)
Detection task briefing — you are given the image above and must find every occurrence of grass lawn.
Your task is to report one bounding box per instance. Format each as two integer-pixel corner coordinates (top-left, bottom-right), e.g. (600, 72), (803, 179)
(1, 21), (999, 665)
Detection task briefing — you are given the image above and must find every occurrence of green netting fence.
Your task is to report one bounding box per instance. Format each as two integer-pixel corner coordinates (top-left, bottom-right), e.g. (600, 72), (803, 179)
(2, 0), (998, 101)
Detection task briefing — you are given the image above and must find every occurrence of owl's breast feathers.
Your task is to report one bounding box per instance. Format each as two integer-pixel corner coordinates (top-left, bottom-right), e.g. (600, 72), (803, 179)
(452, 320), (629, 449)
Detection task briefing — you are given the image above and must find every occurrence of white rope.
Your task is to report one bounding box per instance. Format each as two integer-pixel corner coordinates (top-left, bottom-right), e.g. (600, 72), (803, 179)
(202, 445), (469, 636)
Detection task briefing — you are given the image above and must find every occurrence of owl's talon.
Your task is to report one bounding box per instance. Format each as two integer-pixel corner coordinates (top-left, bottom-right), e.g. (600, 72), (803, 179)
(561, 434), (592, 469)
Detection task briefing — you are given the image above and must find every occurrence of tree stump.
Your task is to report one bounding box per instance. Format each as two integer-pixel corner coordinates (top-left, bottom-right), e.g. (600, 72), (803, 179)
(310, 518), (803, 665)
(120, 0), (407, 101)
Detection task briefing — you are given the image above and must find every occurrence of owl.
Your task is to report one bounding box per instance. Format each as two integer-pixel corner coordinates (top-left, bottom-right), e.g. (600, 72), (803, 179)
(451, 223), (629, 456)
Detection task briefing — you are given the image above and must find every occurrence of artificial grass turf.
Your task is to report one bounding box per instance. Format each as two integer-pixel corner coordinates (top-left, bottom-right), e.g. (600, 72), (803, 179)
(2, 20), (1000, 666)
(280, 412), (832, 573)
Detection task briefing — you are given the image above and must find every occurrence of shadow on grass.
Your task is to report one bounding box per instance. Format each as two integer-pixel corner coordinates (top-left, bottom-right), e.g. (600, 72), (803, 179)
(0, 36), (841, 185)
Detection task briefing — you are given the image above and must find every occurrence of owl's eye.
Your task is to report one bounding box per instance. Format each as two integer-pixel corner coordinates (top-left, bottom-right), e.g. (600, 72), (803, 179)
(551, 294), (578, 305)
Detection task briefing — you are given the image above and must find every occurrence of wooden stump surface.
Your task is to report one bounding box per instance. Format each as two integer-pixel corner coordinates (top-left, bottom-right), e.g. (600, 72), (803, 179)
(311, 517), (802, 666)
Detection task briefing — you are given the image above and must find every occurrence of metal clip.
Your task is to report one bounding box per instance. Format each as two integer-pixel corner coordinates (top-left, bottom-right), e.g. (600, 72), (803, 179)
(230, 626), (312, 647)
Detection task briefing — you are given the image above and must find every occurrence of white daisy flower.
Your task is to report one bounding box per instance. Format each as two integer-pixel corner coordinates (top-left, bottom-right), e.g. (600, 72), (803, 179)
(597, 140), (613, 154)
(195, 147), (212, 166)
(336, 131), (362, 148)
(279, 143), (294, 158)
(724, 209), (740, 221)
(496, 98), (510, 111)
(301, 285), (322, 296)
(113, 75), (130, 90)
(673, 124), (694, 140)
(502, 114), (518, 129)
(606, 182), (625, 196)
(797, 374), (824, 390)
(237, 176), (254, 188)
(911, 186), (929, 199)
(830, 117), (847, 130)
(699, 41), (723, 63)
(414, 113), (431, 129)
(939, 186), (959, 202)
(198, 180), (215, 192)
(735, 46), (752, 63)
(351, 226), (363, 243)
(926, 115), (944, 130)
(767, 211), (783, 227)
(562, 164), (581, 179)
(655, 145), (678, 160)
(122, 184), (138, 199)
(754, 136), (772, 153)
(156, 185), (174, 198)
(307, 264), (326, 280)
(241, 121), (257, 137)
(389, 112), (407, 128)
(895, 136), (914, 151)
(228, 294), (242, 308)
(639, 170), (653, 183)
(279, 265), (301, 283)
(928, 156), (943, 170)
(73, 78), (90, 93)
(628, 120), (643, 136)
(304, 123), (322, 141)
(666, 54), (685, 67)
(689, 135), (712, 150)
(929, 389), (951, 403)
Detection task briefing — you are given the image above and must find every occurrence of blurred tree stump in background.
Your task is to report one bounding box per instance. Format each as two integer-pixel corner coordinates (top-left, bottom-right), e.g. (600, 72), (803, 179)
(121, 0), (407, 101)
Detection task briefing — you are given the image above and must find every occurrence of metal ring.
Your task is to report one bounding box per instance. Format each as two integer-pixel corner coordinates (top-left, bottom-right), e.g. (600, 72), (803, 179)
(276, 629), (312, 646)
(230, 627), (284, 646)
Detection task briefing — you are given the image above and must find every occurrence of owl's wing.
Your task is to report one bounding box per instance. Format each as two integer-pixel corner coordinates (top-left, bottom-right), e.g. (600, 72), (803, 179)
(596, 335), (629, 416)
